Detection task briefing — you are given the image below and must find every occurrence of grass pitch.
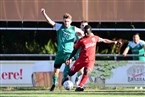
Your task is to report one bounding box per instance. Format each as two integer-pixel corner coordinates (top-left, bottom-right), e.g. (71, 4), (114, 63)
(0, 87), (145, 97)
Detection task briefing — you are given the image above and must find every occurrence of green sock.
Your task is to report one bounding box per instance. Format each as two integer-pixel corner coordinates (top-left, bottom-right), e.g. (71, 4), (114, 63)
(77, 72), (81, 78)
(63, 65), (70, 79)
(52, 75), (58, 85)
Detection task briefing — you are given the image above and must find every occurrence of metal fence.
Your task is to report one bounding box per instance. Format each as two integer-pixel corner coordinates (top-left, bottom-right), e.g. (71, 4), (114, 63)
(1, 27), (145, 31)
(0, 54), (142, 60)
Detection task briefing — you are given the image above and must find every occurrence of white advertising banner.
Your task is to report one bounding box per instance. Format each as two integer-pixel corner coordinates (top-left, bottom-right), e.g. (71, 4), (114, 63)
(0, 61), (65, 87)
(105, 61), (145, 87)
(1, 60), (145, 87)
(0, 61), (35, 87)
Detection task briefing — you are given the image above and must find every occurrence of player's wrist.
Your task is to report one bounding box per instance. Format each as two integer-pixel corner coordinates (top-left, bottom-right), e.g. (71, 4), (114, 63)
(114, 41), (117, 44)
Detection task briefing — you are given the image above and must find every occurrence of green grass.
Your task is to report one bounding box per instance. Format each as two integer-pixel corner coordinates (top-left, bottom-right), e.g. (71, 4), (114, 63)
(0, 93), (145, 97)
(0, 87), (145, 97)
(1, 90), (145, 97)
(0, 94), (144, 97)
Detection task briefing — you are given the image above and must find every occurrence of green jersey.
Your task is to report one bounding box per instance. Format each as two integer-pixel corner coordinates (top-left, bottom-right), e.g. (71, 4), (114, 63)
(128, 40), (145, 60)
(54, 23), (77, 53)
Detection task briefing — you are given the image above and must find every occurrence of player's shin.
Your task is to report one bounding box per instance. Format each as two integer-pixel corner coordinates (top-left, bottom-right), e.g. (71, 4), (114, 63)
(78, 75), (88, 87)
(50, 75), (58, 91)
(62, 65), (70, 81)
(52, 75), (58, 85)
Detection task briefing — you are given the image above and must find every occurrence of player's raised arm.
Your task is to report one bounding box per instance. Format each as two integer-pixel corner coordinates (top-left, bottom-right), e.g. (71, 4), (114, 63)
(41, 8), (55, 27)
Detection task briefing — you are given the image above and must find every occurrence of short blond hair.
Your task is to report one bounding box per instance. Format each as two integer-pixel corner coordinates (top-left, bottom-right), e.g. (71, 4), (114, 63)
(63, 13), (72, 19)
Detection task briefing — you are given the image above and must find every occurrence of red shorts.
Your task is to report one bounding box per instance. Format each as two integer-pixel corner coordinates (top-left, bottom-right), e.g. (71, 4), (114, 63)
(70, 60), (95, 74)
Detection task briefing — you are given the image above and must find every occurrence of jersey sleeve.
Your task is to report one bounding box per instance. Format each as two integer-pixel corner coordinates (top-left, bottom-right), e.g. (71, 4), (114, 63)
(74, 27), (84, 37)
(95, 35), (99, 42)
(140, 40), (145, 47)
(127, 41), (132, 48)
(53, 23), (62, 31)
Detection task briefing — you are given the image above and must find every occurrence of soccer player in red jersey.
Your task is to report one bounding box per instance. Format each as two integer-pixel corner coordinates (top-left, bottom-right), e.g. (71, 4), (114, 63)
(63, 25), (119, 91)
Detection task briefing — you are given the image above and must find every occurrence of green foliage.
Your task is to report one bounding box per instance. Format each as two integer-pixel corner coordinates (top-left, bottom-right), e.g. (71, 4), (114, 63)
(0, 30), (58, 54)
(90, 61), (128, 80)
(110, 44), (117, 54)
(96, 38), (120, 55)
(25, 41), (42, 53)
(96, 41), (121, 60)
(42, 39), (57, 54)
(25, 39), (57, 54)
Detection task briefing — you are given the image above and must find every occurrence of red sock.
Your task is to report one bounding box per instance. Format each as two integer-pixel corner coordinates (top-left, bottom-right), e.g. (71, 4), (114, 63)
(79, 75), (88, 87)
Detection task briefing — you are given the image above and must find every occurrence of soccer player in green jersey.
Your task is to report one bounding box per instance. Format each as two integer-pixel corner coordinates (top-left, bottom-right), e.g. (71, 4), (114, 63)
(123, 33), (145, 60)
(123, 33), (145, 89)
(41, 8), (84, 91)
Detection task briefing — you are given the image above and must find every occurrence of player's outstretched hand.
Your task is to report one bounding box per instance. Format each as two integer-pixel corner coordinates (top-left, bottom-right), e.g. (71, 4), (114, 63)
(41, 8), (45, 13)
(65, 59), (72, 65)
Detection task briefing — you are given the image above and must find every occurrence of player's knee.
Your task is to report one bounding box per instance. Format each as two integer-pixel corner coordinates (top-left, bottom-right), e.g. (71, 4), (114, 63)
(83, 68), (90, 75)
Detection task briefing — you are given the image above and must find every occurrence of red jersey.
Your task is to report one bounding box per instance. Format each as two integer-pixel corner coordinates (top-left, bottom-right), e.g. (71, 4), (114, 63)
(75, 35), (99, 63)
